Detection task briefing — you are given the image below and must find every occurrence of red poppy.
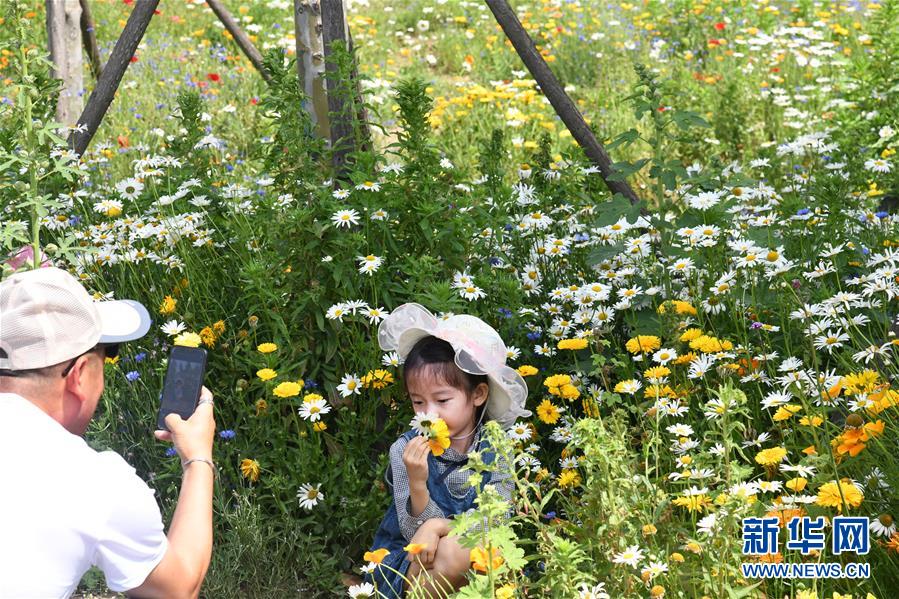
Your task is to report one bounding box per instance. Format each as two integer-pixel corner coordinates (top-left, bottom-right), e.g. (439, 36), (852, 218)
(249, 97), (259, 105)
(708, 38), (721, 46)
(714, 22), (726, 31)
(130, 55), (138, 63)
(123, 0), (133, 4)
(117, 135), (130, 148)
(208, 73), (221, 82)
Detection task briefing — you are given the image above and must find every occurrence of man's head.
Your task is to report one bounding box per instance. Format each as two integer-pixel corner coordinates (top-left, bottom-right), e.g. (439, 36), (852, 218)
(0, 267), (151, 434)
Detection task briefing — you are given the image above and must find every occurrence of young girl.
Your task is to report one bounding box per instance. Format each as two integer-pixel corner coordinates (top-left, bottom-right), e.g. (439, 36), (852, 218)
(364, 303), (530, 598)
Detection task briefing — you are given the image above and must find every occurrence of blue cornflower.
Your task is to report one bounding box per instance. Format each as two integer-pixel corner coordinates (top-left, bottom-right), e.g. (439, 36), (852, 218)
(526, 331), (541, 341)
(125, 371), (140, 382)
(876, 211), (890, 219)
(497, 308), (513, 319)
(219, 430), (236, 440)
(503, 223), (513, 231)
(797, 208), (811, 216)
(134, 352), (147, 362)
(305, 380), (318, 389)
(165, 447), (178, 458)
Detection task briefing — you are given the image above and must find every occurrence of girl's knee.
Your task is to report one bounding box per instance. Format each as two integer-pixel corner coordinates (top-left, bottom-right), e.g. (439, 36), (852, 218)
(432, 536), (470, 583)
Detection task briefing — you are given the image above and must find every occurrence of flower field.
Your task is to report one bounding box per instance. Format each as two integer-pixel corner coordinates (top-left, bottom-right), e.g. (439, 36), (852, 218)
(2, 0), (899, 596)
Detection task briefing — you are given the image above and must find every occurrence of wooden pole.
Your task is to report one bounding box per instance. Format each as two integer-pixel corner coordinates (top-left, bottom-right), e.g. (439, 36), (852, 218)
(47, 0), (84, 127)
(68, 0), (159, 156)
(321, 0), (355, 177)
(205, 0), (272, 83)
(79, 0), (103, 80)
(294, 0), (330, 140)
(484, 0), (641, 204)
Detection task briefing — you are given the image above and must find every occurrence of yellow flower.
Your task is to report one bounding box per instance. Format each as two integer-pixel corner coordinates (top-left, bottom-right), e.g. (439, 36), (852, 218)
(313, 421), (327, 432)
(427, 419), (451, 456)
(256, 368), (277, 381)
(755, 446), (787, 466)
(199, 326), (216, 348)
(625, 335), (661, 354)
(643, 365), (671, 380)
(158, 295), (177, 315)
(255, 399), (268, 415)
(212, 320), (226, 334)
(303, 392), (323, 403)
(672, 492), (712, 513)
(558, 469), (581, 488)
(773, 404), (802, 421)
(257, 342), (278, 353)
(361, 369), (394, 389)
(679, 328), (703, 342)
(658, 300), (697, 316)
(516, 365), (538, 377)
(689, 335), (733, 353)
(364, 548), (390, 564)
(786, 477), (808, 492)
(543, 374), (571, 390)
(559, 383), (580, 400)
(536, 399), (561, 424)
(240, 458), (260, 482)
(273, 381), (302, 398)
(557, 338), (588, 350)
(495, 584), (516, 599)
(173, 332), (201, 348)
(470, 546), (503, 573)
(815, 480), (864, 512)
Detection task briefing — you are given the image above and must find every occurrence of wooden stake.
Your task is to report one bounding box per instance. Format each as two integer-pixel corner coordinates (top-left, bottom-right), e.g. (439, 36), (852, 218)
(69, 0), (159, 156)
(47, 0), (84, 127)
(321, 0), (355, 177)
(294, 0), (330, 140)
(484, 0), (641, 204)
(79, 0), (103, 80)
(205, 0), (271, 83)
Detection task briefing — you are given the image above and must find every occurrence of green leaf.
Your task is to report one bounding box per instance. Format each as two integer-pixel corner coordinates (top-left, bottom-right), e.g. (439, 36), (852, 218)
(671, 110), (711, 130)
(606, 128), (640, 152)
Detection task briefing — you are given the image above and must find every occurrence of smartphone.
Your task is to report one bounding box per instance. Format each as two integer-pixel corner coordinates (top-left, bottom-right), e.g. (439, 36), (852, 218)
(157, 346), (208, 431)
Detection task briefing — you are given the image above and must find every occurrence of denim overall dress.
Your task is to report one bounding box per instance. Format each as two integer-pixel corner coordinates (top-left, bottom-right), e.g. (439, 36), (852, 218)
(364, 429), (496, 598)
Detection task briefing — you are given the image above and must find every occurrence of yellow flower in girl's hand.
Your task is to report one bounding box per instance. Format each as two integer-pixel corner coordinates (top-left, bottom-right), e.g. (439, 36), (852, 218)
(409, 412), (452, 456)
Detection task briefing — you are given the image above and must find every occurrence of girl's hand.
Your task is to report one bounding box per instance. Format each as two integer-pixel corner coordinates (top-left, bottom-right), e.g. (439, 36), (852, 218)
(406, 522), (441, 567)
(403, 435), (430, 489)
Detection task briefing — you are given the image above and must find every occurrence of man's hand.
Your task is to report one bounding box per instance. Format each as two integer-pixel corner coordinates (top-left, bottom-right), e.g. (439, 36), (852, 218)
(403, 435), (430, 489)
(154, 386), (215, 461)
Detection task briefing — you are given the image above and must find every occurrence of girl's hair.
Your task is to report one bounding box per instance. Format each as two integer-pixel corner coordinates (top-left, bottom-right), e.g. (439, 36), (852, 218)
(403, 336), (488, 398)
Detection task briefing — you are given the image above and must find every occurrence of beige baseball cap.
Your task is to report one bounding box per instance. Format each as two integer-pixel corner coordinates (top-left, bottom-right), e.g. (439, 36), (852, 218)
(0, 267), (151, 372)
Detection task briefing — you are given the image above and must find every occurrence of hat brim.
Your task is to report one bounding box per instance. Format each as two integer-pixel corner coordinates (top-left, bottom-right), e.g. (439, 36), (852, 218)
(96, 300), (152, 344)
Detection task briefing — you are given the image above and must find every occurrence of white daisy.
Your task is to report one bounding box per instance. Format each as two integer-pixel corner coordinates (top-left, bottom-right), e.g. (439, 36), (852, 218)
(357, 254), (383, 275)
(331, 209), (360, 228)
(115, 177), (144, 200)
(298, 398), (331, 422)
(337, 373), (362, 397)
(297, 483), (324, 510)
(160, 319), (186, 336)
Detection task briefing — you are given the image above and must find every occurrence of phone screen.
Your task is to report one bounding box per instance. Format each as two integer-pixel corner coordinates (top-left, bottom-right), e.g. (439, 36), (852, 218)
(157, 346), (207, 430)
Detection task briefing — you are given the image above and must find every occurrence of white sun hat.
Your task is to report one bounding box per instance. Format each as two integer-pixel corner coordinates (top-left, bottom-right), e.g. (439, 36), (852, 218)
(0, 267), (151, 372)
(378, 303), (531, 427)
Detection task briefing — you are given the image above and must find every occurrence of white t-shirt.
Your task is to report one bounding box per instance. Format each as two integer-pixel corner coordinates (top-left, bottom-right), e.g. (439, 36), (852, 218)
(0, 393), (168, 598)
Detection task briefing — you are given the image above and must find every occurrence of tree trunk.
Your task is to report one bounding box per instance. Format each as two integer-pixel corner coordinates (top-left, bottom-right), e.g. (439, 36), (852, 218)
(79, 0), (103, 80)
(205, 0), (271, 83)
(47, 0), (84, 127)
(294, 0), (330, 140)
(69, 0), (159, 156)
(484, 0), (641, 205)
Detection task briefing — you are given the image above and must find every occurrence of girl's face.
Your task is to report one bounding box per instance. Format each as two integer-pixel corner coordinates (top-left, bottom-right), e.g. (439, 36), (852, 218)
(406, 364), (488, 437)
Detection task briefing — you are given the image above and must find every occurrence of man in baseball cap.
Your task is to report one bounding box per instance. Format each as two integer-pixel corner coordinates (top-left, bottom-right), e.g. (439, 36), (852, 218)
(0, 267), (216, 597)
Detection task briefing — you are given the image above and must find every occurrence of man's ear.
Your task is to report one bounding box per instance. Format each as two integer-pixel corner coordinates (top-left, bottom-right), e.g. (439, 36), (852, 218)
(472, 382), (489, 407)
(64, 354), (95, 401)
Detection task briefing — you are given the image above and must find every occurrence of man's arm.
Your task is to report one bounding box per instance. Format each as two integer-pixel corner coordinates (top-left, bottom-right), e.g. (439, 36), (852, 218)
(127, 390), (215, 599)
